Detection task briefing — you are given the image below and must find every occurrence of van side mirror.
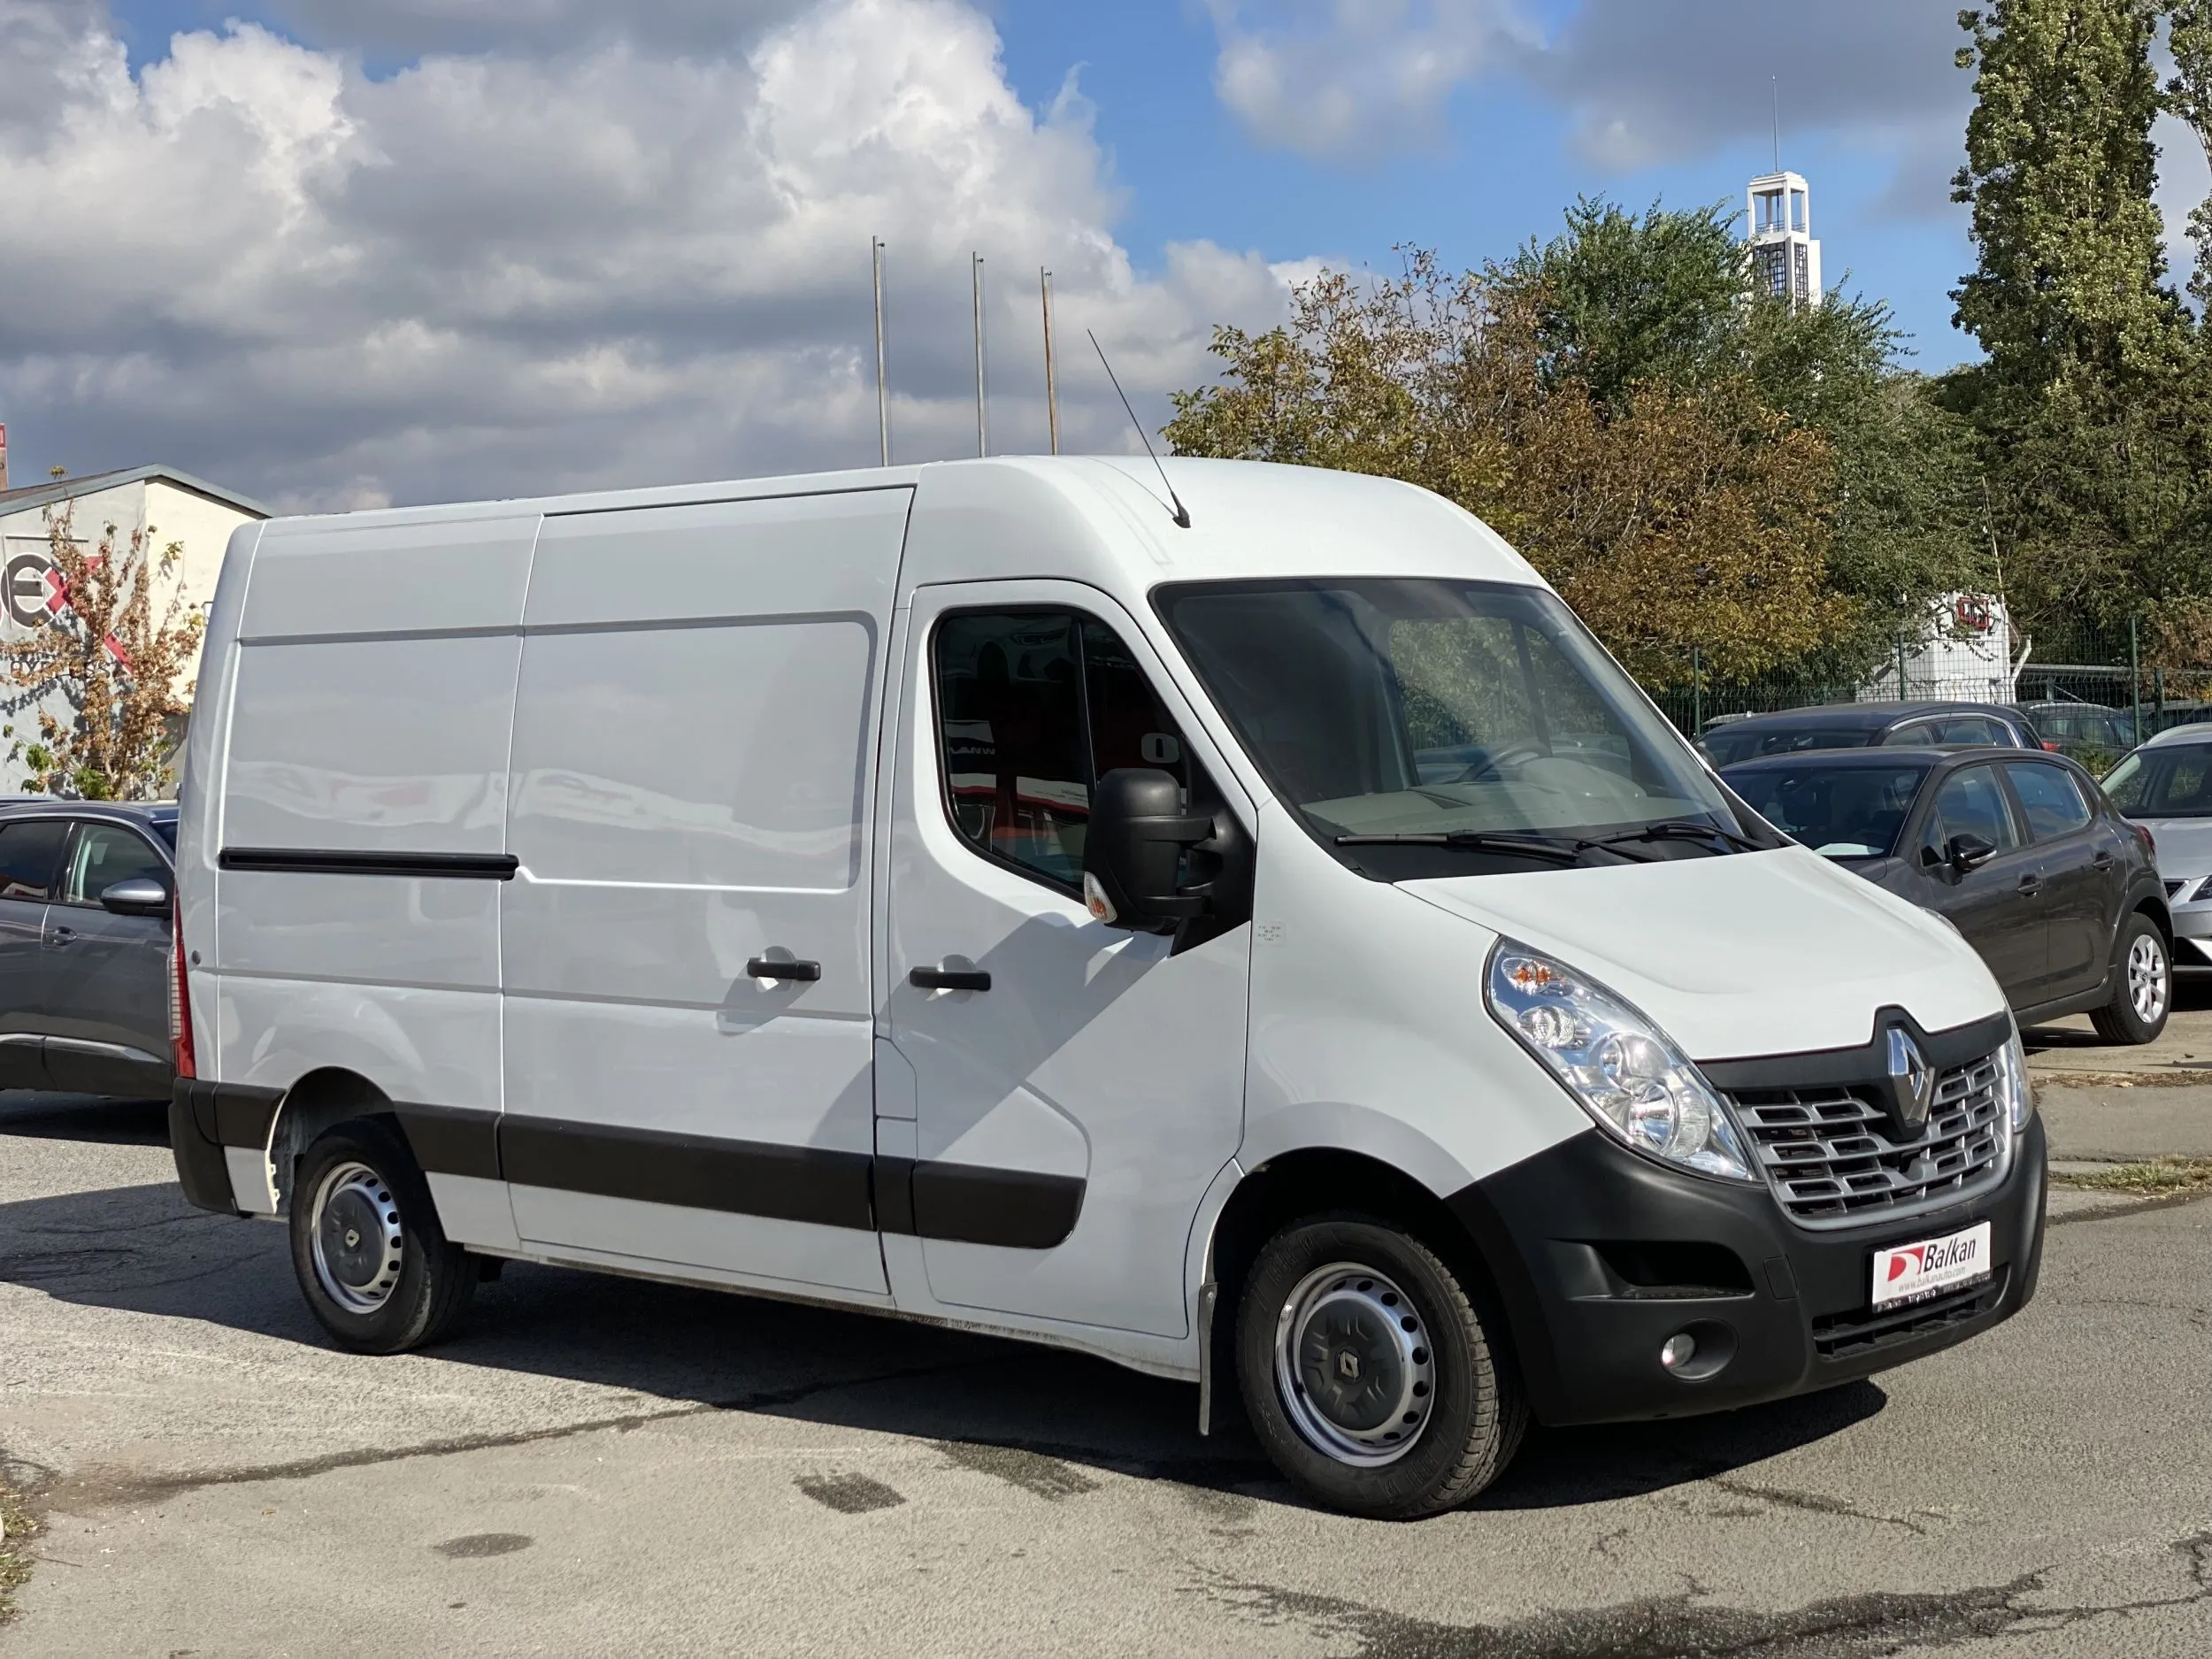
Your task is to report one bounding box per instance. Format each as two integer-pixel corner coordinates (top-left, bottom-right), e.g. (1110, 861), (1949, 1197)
(1945, 833), (1997, 875)
(1082, 768), (1214, 935)
(100, 876), (173, 918)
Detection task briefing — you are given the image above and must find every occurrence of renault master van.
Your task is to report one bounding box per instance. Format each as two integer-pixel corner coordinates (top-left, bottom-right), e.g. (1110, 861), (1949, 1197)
(168, 457), (2051, 1518)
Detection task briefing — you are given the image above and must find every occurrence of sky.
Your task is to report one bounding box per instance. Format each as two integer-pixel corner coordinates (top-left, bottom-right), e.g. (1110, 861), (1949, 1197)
(2, 0), (2208, 514)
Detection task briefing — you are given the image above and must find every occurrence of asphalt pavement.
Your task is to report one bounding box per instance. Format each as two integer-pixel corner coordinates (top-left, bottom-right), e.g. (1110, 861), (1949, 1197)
(3, 1088), (2208, 1659)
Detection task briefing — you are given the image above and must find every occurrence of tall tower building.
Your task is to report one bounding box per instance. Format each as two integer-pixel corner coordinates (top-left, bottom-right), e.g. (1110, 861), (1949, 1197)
(1746, 172), (1821, 308)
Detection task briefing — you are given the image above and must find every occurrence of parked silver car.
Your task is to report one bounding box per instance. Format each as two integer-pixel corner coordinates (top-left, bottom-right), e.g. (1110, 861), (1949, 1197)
(0, 802), (177, 1095)
(2101, 724), (2212, 974)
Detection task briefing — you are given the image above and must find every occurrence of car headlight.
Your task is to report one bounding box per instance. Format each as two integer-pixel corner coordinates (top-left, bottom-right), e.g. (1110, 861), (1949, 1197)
(1995, 1025), (2032, 1131)
(1486, 940), (1758, 1182)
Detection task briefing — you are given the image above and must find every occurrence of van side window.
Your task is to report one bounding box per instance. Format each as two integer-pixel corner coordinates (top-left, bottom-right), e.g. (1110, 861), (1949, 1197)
(0, 819), (68, 901)
(934, 611), (1187, 890)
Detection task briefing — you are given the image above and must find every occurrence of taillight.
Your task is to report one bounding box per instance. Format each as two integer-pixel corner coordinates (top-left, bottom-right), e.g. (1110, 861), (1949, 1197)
(2042, 741), (2061, 752)
(169, 904), (196, 1079)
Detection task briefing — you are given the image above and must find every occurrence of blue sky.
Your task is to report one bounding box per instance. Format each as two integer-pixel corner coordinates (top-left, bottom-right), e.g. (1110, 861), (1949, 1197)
(6, 1), (2206, 508)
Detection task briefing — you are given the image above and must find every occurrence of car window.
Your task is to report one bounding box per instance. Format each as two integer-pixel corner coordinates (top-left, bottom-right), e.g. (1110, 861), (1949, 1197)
(1924, 765), (2020, 859)
(0, 818), (69, 902)
(2002, 763), (2093, 841)
(1881, 721), (1939, 747)
(2039, 712), (2078, 740)
(1721, 763), (1926, 858)
(1704, 726), (1870, 765)
(1934, 715), (2007, 746)
(2103, 745), (2212, 818)
(934, 610), (1187, 890)
(62, 823), (169, 905)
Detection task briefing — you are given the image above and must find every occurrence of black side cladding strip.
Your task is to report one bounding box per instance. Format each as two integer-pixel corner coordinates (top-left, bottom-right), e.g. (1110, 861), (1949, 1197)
(499, 1117), (879, 1232)
(219, 849), (520, 880)
(193, 1080), (284, 1148)
(394, 1105), (503, 1181)
(910, 1160), (1085, 1250)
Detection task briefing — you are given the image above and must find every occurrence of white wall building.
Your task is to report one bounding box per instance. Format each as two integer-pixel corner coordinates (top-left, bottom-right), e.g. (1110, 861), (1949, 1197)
(0, 465), (268, 785)
(1747, 170), (1823, 308)
(1860, 594), (2023, 705)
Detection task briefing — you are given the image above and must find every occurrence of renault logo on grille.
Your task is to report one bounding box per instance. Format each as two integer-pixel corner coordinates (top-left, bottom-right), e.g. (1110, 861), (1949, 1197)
(1886, 1027), (1934, 1129)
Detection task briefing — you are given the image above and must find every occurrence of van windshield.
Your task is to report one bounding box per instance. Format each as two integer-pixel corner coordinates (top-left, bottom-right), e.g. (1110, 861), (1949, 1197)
(1156, 577), (1767, 877)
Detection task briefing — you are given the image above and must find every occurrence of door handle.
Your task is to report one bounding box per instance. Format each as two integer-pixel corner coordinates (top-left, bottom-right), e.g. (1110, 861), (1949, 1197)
(2092, 850), (2116, 869)
(46, 926), (73, 946)
(2017, 874), (2042, 895)
(745, 956), (821, 982)
(909, 964), (991, 993)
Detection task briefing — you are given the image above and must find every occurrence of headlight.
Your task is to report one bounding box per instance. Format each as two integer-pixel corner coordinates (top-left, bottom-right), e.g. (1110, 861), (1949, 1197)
(1486, 940), (1757, 1182)
(1995, 1025), (2032, 1131)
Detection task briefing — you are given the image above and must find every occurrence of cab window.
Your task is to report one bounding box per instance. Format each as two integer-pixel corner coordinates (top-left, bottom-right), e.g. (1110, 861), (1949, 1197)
(933, 611), (1187, 891)
(2003, 763), (2093, 841)
(61, 823), (168, 906)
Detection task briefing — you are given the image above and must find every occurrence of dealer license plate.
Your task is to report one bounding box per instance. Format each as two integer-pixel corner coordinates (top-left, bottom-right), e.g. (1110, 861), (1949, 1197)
(1871, 1221), (1993, 1310)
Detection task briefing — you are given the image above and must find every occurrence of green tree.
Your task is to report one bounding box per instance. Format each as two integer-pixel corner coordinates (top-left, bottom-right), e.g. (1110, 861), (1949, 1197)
(2170, 1), (2212, 311)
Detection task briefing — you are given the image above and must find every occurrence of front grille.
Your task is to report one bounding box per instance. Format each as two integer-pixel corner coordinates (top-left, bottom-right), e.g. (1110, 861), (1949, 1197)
(1812, 1269), (2008, 1360)
(1729, 1052), (2008, 1228)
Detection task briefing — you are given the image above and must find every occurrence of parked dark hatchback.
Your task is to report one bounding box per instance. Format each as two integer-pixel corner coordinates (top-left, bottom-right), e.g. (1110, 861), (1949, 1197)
(1721, 749), (2170, 1041)
(0, 801), (178, 1097)
(1701, 701), (2045, 767)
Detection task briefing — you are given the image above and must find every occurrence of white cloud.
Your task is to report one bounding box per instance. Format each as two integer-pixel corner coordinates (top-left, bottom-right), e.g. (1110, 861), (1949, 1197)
(0, 0), (1304, 511)
(1204, 0), (1530, 162)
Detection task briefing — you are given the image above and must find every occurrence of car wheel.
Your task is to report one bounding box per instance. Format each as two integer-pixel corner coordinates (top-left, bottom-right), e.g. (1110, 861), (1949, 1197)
(288, 1116), (475, 1354)
(1235, 1215), (1525, 1520)
(2091, 913), (2170, 1046)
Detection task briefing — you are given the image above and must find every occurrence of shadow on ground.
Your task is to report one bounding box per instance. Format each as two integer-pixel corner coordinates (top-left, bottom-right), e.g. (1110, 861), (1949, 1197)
(4, 1094), (1885, 1514)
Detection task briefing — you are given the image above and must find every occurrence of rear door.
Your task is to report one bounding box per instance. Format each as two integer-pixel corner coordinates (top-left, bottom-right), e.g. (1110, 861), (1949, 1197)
(499, 488), (908, 1296)
(1911, 762), (2046, 1002)
(0, 817), (67, 1088)
(39, 818), (173, 1096)
(2001, 760), (2111, 1001)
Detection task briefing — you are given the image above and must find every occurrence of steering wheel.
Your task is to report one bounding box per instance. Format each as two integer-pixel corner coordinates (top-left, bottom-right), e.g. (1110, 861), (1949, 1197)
(1447, 741), (1546, 784)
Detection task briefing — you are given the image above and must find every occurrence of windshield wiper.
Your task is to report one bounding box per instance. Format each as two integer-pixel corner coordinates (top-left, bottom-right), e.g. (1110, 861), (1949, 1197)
(1583, 818), (1766, 855)
(1333, 830), (1654, 865)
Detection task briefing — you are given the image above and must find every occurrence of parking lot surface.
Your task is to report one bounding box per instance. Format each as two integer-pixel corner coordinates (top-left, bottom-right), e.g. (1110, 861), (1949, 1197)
(4, 1091), (2210, 1659)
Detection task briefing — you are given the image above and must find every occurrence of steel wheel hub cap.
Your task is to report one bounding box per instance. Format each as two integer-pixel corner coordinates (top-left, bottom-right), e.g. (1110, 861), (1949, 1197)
(2129, 933), (2168, 1025)
(1273, 1262), (1434, 1467)
(310, 1160), (404, 1314)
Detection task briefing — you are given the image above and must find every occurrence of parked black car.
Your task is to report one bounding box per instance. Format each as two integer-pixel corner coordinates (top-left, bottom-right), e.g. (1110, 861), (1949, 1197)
(2010, 701), (2136, 764)
(1700, 701), (2047, 767)
(1720, 748), (2170, 1041)
(0, 801), (177, 1096)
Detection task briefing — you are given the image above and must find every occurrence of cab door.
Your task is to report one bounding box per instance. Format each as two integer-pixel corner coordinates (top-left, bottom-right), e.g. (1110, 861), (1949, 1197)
(880, 583), (1252, 1338)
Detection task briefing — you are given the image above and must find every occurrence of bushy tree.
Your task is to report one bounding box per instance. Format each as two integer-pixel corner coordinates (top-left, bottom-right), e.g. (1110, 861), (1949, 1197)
(2, 501), (205, 799)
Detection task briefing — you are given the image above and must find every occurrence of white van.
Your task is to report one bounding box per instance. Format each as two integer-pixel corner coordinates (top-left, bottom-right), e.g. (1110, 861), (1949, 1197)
(168, 457), (2045, 1518)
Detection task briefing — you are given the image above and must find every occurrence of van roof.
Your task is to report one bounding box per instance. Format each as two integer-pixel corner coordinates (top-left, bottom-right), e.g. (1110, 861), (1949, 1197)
(250, 457), (1547, 595)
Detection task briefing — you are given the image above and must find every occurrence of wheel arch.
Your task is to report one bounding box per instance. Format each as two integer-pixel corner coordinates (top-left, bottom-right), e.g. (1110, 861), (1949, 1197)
(269, 1067), (401, 1212)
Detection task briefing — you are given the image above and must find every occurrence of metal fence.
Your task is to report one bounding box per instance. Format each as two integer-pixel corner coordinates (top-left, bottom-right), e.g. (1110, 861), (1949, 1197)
(1644, 619), (2212, 749)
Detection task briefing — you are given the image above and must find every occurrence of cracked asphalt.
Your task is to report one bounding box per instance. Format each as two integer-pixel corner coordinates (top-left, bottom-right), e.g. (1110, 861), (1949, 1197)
(4, 1091), (2211, 1658)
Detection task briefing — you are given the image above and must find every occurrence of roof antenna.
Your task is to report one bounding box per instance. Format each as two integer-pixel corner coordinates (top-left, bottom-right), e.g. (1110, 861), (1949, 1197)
(1089, 328), (1190, 529)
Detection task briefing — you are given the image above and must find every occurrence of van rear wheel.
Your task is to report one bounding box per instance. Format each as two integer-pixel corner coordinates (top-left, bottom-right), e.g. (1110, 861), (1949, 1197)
(1235, 1216), (1524, 1519)
(288, 1117), (474, 1354)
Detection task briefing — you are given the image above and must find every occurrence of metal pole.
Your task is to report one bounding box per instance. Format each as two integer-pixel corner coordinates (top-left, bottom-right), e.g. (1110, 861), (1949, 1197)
(972, 252), (987, 458)
(1041, 267), (1059, 457)
(1897, 637), (1909, 703)
(2131, 617), (2143, 738)
(872, 238), (889, 467)
(1692, 646), (1702, 734)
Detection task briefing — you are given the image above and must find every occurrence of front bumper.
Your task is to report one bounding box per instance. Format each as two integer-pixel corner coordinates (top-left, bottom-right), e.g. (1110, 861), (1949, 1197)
(1447, 1115), (2047, 1427)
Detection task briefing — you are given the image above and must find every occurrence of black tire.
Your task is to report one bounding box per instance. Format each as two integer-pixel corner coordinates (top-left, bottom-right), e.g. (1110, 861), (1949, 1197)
(2090, 912), (2170, 1046)
(1235, 1215), (1525, 1520)
(288, 1116), (474, 1354)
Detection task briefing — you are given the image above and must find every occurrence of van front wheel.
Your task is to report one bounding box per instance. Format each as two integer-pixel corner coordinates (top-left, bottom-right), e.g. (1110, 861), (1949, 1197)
(288, 1117), (474, 1354)
(1235, 1216), (1524, 1519)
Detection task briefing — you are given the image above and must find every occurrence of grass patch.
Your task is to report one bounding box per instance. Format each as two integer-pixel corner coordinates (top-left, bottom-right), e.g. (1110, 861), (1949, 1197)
(0, 1477), (35, 1622)
(2051, 1157), (2212, 1196)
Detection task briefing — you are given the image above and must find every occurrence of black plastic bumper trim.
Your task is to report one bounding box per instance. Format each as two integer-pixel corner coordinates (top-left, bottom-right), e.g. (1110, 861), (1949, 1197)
(1447, 1116), (2046, 1428)
(1698, 1005), (2012, 1094)
(219, 849), (519, 880)
(395, 1104), (503, 1181)
(168, 1080), (241, 1216)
